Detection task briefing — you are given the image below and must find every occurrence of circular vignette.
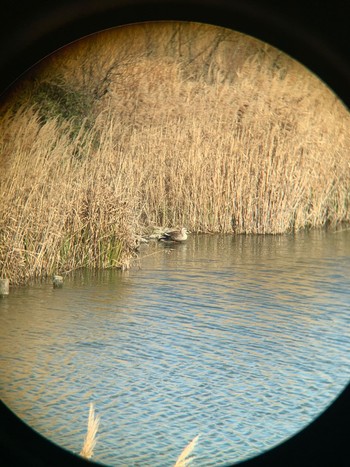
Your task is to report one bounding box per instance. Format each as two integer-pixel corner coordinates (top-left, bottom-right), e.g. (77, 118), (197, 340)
(0, 1), (349, 467)
(0, 0), (350, 104)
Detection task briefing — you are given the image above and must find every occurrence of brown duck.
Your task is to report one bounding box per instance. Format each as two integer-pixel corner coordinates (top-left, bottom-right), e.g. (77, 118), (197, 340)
(159, 227), (189, 242)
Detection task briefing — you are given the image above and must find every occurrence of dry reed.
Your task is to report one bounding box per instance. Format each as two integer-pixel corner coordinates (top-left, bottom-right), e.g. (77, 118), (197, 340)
(77, 401), (199, 466)
(174, 435), (200, 467)
(1, 23), (349, 285)
(0, 108), (139, 284)
(80, 403), (100, 460)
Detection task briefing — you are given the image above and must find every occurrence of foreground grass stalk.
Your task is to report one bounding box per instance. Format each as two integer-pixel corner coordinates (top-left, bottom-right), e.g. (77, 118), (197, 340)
(80, 403), (100, 460)
(174, 435), (200, 467)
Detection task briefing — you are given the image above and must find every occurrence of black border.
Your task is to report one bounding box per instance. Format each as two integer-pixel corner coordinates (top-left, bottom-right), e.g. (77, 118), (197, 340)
(1, 1), (349, 466)
(1, 0), (350, 106)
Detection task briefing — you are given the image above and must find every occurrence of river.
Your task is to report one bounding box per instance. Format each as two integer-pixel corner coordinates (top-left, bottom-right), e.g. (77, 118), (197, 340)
(1, 230), (349, 466)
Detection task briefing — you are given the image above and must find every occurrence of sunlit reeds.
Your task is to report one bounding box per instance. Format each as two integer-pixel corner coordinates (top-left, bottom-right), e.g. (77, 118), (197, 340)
(1, 23), (349, 285)
(0, 109), (139, 284)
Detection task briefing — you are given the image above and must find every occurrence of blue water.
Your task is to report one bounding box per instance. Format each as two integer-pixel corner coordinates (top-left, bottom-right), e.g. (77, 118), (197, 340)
(1, 230), (349, 466)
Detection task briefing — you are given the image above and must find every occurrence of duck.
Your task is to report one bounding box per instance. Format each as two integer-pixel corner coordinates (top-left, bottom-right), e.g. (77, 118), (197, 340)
(159, 227), (189, 242)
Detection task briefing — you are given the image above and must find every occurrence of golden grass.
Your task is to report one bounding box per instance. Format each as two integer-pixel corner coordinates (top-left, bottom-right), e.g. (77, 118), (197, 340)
(94, 54), (350, 235)
(1, 23), (349, 284)
(0, 108), (139, 284)
(80, 403), (100, 460)
(173, 435), (200, 467)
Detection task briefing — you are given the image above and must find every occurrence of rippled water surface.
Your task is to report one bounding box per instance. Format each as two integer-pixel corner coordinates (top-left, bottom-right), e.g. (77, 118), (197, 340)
(1, 230), (350, 466)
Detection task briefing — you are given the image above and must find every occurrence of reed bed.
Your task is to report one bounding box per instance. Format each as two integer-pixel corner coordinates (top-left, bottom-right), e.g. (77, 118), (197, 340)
(104, 55), (350, 235)
(1, 23), (349, 284)
(0, 108), (140, 285)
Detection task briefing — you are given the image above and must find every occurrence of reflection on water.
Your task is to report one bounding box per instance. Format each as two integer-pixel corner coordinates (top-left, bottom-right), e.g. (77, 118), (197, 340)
(1, 230), (350, 466)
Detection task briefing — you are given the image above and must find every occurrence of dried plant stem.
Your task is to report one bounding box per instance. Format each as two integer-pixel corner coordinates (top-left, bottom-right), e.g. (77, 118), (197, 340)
(174, 435), (200, 467)
(80, 403), (100, 460)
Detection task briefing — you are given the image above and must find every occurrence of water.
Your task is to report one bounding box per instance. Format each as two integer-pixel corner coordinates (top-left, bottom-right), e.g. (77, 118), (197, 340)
(1, 230), (350, 466)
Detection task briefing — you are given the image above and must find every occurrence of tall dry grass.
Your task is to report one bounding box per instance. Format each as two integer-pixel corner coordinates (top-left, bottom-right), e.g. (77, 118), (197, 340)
(1, 23), (349, 285)
(0, 107), (140, 285)
(94, 52), (350, 234)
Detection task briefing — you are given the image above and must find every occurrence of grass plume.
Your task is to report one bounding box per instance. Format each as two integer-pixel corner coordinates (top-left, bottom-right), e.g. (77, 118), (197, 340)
(174, 435), (200, 467)
(80, 403), (100, 460)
